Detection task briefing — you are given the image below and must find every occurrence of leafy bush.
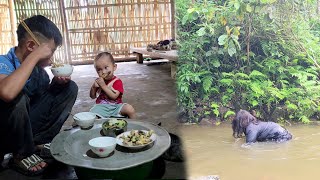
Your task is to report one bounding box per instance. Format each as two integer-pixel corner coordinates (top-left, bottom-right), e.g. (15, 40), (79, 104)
(176, 0), (320, 123)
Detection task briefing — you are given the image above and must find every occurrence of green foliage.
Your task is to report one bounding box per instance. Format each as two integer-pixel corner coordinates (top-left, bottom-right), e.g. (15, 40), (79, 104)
(176, 0), (320, 123)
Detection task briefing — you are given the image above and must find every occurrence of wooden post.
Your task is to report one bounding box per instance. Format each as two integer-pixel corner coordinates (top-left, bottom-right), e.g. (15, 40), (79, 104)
(170, 0), (176, 39)
(171, 61), (177, 79)
(134, 52), (144, 64)
(59, 0), (72, 64)
(8, 0), (17, 46)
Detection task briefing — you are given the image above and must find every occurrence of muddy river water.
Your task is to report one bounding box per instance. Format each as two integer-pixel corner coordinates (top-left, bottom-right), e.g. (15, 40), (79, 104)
(180, 124), (320, 180)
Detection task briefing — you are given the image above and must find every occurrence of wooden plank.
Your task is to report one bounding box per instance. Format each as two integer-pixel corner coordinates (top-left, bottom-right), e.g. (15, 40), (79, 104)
(130, 47), (178, 61)
(64, 2), (169, 9)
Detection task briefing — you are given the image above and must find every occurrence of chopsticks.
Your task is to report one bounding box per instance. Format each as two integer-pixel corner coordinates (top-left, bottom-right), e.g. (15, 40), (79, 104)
(20, 19), (40, 46)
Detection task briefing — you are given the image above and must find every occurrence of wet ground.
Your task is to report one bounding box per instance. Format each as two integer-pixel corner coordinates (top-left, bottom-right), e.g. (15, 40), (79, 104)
(0, 60), (186, 179)
(182, 123), (320, 180)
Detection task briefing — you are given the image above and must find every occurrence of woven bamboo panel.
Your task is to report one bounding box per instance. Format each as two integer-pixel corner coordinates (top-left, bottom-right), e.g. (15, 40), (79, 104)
(13, 0), (68, 64)
(0, 0), (14, 54)
(64, 0), (173, 62)
(2, 0), (173, 63)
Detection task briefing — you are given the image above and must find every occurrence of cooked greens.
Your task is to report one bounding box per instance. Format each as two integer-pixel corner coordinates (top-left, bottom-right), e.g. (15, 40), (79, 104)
(103, 119), (126, 130)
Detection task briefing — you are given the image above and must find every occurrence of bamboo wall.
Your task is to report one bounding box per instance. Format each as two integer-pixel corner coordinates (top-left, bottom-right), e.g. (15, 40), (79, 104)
(14, 0), (68, 63)
(0, 0), (174, 64)
(0, 0), (14, 54)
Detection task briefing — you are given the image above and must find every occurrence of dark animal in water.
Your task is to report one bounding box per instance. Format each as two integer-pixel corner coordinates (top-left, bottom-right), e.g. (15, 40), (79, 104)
(232, 118), (244, 138)
(157, 122), (184, 162)
(232, 110), (293, 143)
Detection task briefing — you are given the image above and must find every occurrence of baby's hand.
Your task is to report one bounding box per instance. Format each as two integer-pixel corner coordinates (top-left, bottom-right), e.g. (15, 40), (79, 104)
(95, 77), (106, 87)
(93, 80), (100, 88)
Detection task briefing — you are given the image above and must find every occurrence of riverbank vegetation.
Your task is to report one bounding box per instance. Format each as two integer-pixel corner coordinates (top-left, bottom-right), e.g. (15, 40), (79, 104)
(176, 0), (320, 123)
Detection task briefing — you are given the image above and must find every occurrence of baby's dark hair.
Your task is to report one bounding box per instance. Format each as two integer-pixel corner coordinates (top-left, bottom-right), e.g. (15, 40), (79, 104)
(94, 52), (115, 64)
(17, 15), (62, 47)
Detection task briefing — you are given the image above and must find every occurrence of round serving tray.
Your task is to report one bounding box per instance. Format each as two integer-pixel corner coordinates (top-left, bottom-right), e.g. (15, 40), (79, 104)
(50, 120), (171, 171)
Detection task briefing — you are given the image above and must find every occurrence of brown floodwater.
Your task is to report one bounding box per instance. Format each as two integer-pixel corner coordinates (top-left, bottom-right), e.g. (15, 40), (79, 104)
(180, 123), (320, 180)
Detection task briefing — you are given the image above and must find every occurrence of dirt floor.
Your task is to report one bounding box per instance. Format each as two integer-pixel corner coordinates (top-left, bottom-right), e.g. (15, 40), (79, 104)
(0, 60), (186, 179)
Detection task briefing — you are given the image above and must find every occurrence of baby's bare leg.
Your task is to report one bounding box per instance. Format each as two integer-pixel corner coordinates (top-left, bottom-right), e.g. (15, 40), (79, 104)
(120, 104), (136, 119)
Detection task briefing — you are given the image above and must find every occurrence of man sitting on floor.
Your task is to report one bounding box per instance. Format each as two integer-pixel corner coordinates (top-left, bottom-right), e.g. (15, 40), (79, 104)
(0, 15), (78, 176)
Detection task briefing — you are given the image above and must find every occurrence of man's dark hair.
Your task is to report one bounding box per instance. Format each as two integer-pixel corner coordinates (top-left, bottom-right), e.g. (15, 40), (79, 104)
(17, 15), (62, 47)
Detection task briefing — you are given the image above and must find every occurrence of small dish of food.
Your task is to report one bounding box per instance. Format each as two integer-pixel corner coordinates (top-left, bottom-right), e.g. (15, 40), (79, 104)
(51, 63), (73, 77)
(116, 130), (156, 150)
(102, 118), (128, 137)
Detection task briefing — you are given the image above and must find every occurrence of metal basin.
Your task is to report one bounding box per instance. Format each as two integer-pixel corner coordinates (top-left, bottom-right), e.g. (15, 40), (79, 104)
(50, 120), (171, 178)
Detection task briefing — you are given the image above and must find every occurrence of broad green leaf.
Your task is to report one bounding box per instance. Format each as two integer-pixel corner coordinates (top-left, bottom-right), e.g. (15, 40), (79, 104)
(287, 103), (298, 111)
(222, 72), (234, 78)
(205, 51), (212, 57)
(238, 79), (250, 85)
(227, 88), (234, 93)
(261, 0), (276, 4)
(182, 15), (189, 25)
(231, 34), (239, 41)
(212, 60), (221, 67)
(197, 27), (206, 36)
(250, 83), (264, 95)
(222, 95), (231, 104)
(224, 110), (235, 118)
(211, 102), (219, 108)
(246, 4), (252, 12)
(300, 116), (310, 124)
(218, 35), (228, 45)
(187, 8), (195, 13)
(235, 72), (249, 79)
(233, 26), (241, 36)
(301, 80), (317, 87)
(202, 8), (208, 13)
(234, 0), (240, 9)
(220, 78), (233, 86)
(251, 100), (259, 107)
(228, 43), (237, 56)
(249, 70), (267, 79)
(203, 76), (213, 93)
(268, 87), (284, 100)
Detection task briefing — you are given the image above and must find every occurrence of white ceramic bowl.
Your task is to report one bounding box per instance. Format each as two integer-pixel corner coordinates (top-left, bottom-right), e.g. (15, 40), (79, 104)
(88, 137), (116, 157)
(51, 64), (74, 77)
(73, 112), (96, 129)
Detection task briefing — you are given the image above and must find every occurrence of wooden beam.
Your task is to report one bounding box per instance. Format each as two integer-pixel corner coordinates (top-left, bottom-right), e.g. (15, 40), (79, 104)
(8, 0), (16, 46)
(170, 0), (176, 39)
(59, 0), (72, 64)
(70, 56), (139, 65)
